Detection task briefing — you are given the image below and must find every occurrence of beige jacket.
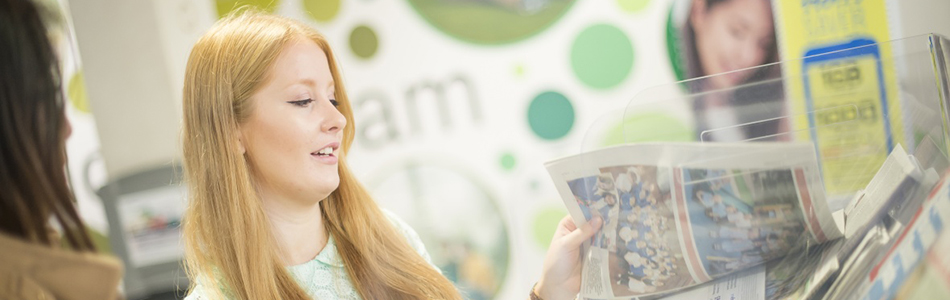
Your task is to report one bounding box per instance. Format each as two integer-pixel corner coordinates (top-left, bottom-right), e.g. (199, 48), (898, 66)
(0, 232), (122, 300)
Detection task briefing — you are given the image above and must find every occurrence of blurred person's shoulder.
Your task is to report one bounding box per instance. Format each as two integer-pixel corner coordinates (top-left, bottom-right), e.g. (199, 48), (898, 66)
(0, 232), (122, 300)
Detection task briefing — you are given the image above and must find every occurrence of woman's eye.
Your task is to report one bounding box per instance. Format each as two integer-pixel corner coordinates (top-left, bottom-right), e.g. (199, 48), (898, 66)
(329, 99), (339, 107)
(288, 99), (313, 107)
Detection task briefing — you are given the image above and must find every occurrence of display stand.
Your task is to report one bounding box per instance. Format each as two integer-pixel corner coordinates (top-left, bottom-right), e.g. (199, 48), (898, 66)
(98, 164), (189, 298)
(567, 34), (950, 299)
(579, 34), (950, 206)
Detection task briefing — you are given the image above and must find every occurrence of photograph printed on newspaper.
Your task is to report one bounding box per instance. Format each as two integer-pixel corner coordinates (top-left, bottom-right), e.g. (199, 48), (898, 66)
(546, 143), (842, 299)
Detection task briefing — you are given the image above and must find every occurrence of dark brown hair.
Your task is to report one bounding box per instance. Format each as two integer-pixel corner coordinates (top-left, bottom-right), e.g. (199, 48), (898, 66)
(0, 0), (94, 251)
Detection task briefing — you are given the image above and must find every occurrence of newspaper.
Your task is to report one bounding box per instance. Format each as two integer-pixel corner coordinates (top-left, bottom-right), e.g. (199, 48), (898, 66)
(824, 167), (943, 300)
(659, 264), (766, 300)
(545, 142), (843, 299)
(764, 238), (843, 300)
(819, 148), (938, 300)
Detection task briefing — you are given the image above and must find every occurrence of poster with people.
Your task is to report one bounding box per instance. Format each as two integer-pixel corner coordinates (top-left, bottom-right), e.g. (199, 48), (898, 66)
(666, 0), (785, 142)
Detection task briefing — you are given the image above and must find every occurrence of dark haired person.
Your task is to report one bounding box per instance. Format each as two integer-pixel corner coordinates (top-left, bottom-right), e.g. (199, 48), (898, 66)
(0, 1), (122, 299)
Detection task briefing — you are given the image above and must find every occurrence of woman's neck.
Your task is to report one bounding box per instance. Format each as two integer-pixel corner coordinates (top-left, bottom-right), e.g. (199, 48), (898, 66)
(260, 192), (328, 266)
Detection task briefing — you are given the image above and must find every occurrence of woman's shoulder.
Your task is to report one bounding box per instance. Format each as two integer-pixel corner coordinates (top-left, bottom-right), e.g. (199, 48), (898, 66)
(183, 282), (220, 300)
(380, 209), (433, 263)
(0, 232), (123, 300)
(183, 276), (233, 300)
(183, 287), (206, 300)
(380, 209), (415, 237)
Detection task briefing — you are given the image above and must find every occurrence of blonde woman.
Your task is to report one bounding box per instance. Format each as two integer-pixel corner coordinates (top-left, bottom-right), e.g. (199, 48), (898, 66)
(181, 10), (602, 300)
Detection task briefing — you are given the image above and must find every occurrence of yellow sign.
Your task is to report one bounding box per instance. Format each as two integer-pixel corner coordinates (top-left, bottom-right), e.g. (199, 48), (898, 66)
(778, 0), (902, 196)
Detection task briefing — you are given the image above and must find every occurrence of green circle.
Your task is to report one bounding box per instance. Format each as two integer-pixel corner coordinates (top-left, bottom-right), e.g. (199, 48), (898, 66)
(67, 72), (90, 114)
(665, 5), (687, 83)
(349, 25), (378, 59)
(601, 113), (694, 146)
(303, 0), (341, 22)
(215, 0), (280, 18)
(570, 24), (635, 90)
(500, 153), (516, 170)
(533, 206), (568, 249)
(527, 91), (574, 140)
(406, 0), (576, 45)
(617, 0), (650, 12)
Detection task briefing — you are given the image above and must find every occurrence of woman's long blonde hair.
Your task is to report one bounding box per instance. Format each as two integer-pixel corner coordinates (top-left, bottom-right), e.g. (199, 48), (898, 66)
(181, 10), (461, 300)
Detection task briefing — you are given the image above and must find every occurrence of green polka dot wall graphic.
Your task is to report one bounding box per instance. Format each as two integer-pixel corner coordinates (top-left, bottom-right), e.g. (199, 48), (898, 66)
(617, 0), (651, 13)
(406, 0), (576, 45)
(349, 25), (378, 59)
(527, 91), (574, 140)
(571, 24), (635, 90)
(499, 152), (516, 171)
(303, 0), (341, 22)
(215, 0), (280, 18)
(601, 112), (694, 146)
(533, 206), (568, 249)
(665, 6), (688, 83)
(514, 64), (525, 77)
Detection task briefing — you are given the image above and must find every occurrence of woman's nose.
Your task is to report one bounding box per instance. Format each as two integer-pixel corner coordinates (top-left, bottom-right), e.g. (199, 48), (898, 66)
(64, 116), (73, 139)
(738, 40), (762, 69)
(321, 103), (346, 133)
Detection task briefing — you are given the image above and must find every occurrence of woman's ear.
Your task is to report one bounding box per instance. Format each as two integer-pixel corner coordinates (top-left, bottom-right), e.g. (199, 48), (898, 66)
(235, 129), (246, 155)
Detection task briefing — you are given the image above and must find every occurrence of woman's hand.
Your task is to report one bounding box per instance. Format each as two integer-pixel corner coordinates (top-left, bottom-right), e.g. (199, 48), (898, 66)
(535, 216), (603, 300)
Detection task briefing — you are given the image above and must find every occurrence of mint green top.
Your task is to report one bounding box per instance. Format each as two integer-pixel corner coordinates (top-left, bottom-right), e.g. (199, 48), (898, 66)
(184, 211), (436, 300)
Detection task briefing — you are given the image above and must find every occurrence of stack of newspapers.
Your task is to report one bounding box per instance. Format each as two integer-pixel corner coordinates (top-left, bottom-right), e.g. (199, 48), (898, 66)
(545, 139), (950, 300)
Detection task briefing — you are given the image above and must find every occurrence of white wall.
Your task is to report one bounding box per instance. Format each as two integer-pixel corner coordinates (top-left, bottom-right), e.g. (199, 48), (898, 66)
(893, 0), (950, 39)
(68, 0), (185, 180)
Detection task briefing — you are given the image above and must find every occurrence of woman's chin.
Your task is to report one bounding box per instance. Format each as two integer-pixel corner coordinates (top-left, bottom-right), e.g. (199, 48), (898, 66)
(314, 185), (340, 201)
(709, 74), (743, 90)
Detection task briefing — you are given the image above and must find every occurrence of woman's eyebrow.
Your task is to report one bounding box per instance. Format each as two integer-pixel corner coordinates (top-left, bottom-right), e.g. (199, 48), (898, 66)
(289, 78), (334, 89)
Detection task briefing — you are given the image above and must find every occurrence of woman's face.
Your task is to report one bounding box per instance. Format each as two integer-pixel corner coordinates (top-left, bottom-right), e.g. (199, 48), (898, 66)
(238, 38), (346, 203)
(692, 0), (774, 88)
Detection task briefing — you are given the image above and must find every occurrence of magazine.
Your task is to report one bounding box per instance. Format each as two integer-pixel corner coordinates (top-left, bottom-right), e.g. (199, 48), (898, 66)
(893, 215), (950, 300)
(822, 167), (942, 300)
(545, 142), (843, 299)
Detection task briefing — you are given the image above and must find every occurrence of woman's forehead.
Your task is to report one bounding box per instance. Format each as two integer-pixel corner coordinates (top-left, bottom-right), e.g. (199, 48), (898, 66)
(266, 39), (333, 88)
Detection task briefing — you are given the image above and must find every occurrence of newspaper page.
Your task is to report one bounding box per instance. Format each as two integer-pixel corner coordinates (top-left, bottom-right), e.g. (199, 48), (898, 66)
(659, 264), (766, 300)
(545, 142), (842, 299)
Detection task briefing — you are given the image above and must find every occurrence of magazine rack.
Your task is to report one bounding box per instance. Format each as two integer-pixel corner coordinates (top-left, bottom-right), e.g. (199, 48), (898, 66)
(572, 34), (950, 299)
(583, 34), (950, 208)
